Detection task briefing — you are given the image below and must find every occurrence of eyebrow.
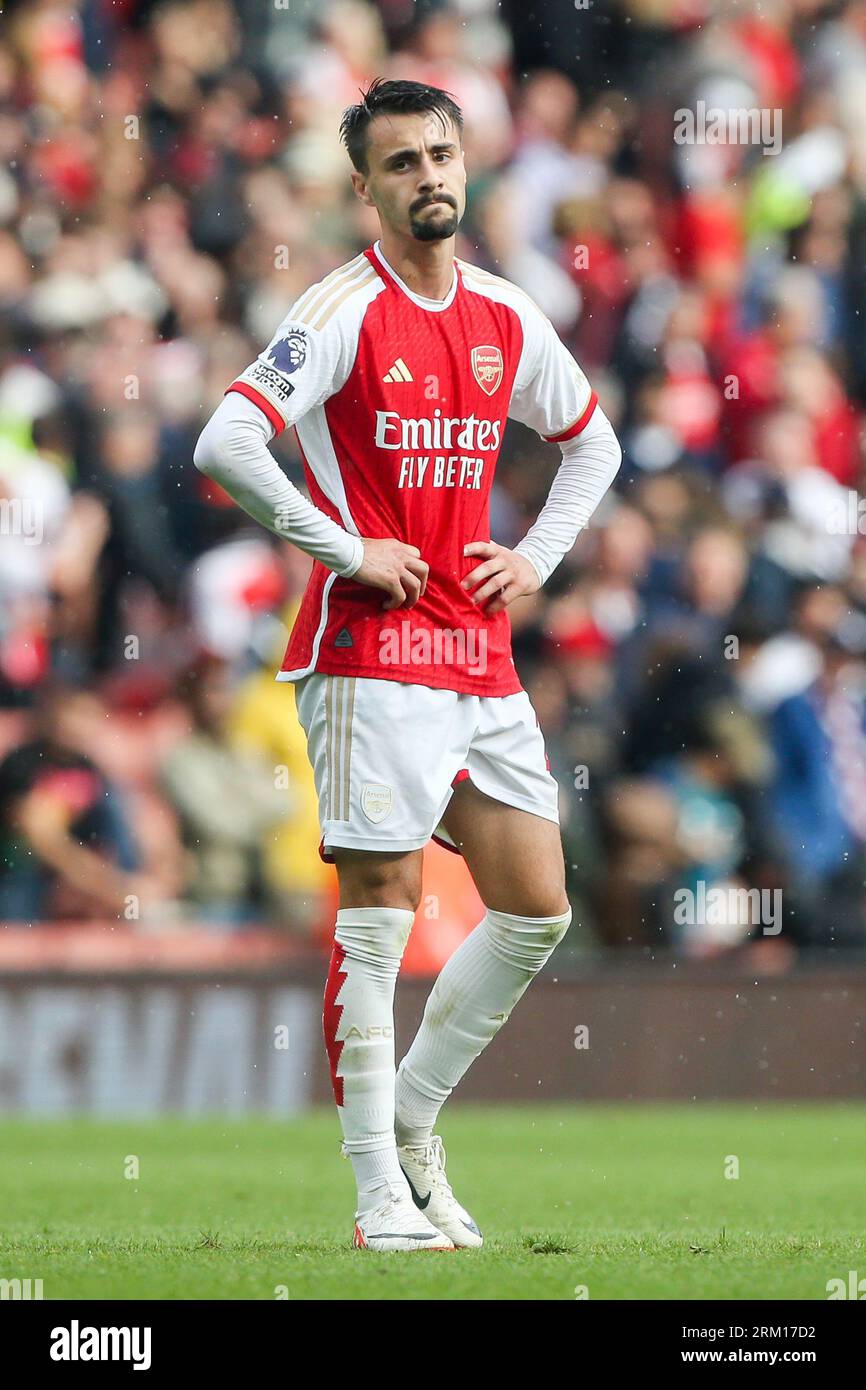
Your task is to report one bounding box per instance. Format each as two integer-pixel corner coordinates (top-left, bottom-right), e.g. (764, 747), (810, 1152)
(383, 142), (457, 166)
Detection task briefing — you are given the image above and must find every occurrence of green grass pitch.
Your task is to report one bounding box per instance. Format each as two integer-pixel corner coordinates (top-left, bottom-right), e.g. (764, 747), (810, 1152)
(2, 1104), (864, 1300)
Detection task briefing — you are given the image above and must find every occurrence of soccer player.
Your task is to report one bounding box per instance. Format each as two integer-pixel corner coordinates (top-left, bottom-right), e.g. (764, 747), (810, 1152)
(194, 79), (622, 1252)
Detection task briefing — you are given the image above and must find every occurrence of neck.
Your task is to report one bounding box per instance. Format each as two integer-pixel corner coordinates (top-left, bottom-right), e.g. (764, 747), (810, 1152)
(377, 230), (455, 301)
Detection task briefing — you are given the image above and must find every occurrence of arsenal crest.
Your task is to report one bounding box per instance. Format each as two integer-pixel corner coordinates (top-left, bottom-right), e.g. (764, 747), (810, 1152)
(471, 345), (503, 396)
(361, 782), (393, 824)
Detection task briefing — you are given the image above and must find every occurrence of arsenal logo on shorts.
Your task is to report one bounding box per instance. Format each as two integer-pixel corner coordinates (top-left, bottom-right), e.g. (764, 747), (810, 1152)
(361, 782), (393, 824)
(471, 345), (503, 396)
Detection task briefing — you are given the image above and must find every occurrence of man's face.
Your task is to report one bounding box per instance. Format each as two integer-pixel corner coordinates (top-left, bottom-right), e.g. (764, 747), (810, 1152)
(351, 111), (466, 243)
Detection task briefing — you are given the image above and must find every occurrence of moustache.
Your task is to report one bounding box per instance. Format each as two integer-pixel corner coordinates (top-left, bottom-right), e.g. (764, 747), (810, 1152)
(412, 197), (456, 213)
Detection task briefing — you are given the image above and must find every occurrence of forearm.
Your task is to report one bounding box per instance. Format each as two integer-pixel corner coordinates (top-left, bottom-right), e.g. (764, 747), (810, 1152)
(514, 406), (622, 587)
(193, 392), (364, 578)
(16, 797), (130, 913)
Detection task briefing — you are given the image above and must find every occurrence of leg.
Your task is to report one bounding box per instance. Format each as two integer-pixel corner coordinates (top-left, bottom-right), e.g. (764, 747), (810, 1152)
(324, 847), (421, 1211)
(395, 779), (572, 1145)
(295, 672), (475, 1247)
(334, 847), (423, 913)
(438, 776), (569, 918)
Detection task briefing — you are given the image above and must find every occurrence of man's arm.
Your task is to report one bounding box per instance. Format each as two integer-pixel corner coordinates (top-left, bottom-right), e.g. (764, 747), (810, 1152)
(193, 308), (428, 608)
(193, 390), (365, 576)
(462, 298), (621, 611)
(513, 404), (622, 588)
(12, 789), (159, 917)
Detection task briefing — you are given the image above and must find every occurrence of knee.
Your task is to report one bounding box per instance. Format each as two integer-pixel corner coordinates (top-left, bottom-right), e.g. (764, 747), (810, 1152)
(495, 887), (570, 920)
(534, 905), (573, 949)
(484, 904), (573, 972)
(334, 850), (422, 914)
(482, 843), (569, 920)
(528, 889), (571, 920)
(332, 903), (415, 965)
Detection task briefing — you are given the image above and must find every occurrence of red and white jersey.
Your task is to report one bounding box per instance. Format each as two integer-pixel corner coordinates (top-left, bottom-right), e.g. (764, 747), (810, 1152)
(227, 241), (598, 697)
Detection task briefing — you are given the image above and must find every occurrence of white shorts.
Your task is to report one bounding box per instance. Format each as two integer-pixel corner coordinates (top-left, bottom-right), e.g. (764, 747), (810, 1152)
(293, 673), (560, 860)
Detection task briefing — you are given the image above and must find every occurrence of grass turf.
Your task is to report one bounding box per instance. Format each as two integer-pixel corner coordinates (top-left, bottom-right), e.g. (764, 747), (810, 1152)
(1, 1104), (864, 1300)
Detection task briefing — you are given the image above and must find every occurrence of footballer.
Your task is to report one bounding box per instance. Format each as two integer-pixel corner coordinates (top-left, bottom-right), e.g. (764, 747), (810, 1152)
(194, 79), (622, 1251)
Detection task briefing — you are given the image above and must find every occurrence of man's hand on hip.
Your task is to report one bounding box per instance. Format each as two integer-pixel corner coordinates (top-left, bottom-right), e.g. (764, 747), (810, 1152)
(460, 540), (541, 614)
(354, 538), (430, 610)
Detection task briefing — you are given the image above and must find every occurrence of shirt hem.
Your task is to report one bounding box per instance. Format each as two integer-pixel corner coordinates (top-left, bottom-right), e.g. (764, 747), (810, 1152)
(276, 661), (523, 697)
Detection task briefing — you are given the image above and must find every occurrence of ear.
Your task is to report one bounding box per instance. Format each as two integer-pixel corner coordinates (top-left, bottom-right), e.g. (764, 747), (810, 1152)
(350, 170), (375, 207)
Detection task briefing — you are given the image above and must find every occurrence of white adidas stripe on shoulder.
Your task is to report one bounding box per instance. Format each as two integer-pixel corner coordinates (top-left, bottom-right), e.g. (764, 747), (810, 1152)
(290, 253), (367, 320)
(290, 253), (384, 332)
(458, 259), (544, 317)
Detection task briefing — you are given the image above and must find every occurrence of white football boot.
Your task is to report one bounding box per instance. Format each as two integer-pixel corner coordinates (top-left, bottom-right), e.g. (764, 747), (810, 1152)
(352, 1184), (455, 1252)
(397, 1135), (483, 1249)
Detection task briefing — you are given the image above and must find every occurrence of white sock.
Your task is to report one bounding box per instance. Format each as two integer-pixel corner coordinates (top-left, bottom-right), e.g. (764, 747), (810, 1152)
(323, 906), (414, 1214)
(395, 906), (572, 1146)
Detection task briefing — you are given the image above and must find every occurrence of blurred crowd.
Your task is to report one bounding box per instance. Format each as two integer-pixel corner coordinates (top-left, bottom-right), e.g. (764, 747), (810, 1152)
(2, 0), (866, 955)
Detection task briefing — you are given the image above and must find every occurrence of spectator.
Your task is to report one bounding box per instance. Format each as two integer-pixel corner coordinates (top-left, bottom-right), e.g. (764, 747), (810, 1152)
(1, 0), (864, 955)
(159, 652), (291, 926)
(768, 616), (866, 948)
(0, 683), (177, 923)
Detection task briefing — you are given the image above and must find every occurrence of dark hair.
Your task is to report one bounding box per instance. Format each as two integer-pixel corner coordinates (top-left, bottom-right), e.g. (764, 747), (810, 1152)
(339, 77), (463, 174)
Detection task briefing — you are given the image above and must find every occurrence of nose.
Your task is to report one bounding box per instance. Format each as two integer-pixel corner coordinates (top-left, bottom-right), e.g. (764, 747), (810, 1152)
(416, 154), (444, 192)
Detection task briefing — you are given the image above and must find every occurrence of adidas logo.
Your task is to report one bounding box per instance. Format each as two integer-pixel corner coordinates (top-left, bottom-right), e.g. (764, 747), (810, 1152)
(382, 357), (413, 383)
(334, 628), (353, 648)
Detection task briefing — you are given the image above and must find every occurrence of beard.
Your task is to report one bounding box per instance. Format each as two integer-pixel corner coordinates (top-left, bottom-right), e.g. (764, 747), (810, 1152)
(409, 201), (459, 242)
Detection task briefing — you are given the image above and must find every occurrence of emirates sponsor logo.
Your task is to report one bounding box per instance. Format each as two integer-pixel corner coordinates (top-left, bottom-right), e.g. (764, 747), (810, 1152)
(471, 345), (503, 396)
(374, 410), (501, 452)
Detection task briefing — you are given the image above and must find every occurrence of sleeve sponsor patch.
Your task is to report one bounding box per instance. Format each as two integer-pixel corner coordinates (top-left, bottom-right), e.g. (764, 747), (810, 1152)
(244, 359), (296, 406)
